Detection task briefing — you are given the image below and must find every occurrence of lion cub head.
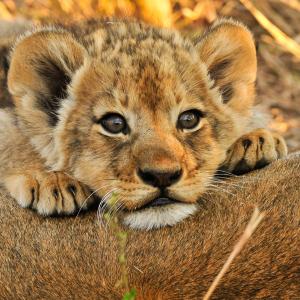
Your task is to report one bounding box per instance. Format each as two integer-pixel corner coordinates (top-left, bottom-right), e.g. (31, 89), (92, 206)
(7, 19), (256, 229)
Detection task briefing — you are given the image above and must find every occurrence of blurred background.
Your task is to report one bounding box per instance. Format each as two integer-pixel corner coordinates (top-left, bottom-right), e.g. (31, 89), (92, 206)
(0, 0), (299, 151)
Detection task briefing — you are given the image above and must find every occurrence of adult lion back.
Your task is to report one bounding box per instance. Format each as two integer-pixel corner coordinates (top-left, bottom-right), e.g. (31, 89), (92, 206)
(0, 154), (300, 300)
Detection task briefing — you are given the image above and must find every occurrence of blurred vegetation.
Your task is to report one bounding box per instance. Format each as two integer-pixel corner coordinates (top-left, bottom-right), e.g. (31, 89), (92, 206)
(1, 0), (300, 151)
(0, 0), (221, 27)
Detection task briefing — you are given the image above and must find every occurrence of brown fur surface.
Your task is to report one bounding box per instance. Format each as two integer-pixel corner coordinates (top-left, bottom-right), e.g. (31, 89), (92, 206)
(0, 153), (299, 299)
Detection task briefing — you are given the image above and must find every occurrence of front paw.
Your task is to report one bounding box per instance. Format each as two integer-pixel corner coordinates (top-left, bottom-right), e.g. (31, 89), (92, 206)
(221, 129), (287, 175)
(5, 171), (94, 215)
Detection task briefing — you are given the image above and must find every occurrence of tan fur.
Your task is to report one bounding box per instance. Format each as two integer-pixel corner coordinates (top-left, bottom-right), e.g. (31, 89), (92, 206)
(0, 153), (299, 299)
(0, 18), (287, 229)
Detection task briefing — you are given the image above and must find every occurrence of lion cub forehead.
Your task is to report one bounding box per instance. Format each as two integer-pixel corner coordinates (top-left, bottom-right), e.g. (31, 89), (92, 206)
(72, 21), (197, 67)
(77, 53), (207, 116)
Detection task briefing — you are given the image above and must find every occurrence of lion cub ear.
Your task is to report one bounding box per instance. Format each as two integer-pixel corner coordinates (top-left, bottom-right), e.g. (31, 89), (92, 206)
(196, 19), (257, 114)
(8, 30), (86, 126)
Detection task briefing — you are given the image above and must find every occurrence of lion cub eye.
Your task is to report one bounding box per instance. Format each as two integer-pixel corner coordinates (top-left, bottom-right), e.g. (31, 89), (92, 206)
(177, 109), (202, 130)
(99, 113), (128, 134)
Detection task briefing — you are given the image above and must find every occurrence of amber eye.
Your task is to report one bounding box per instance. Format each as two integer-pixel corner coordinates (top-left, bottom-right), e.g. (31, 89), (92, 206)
(99, 113), (128, 134)
(177, 109), (202, 130)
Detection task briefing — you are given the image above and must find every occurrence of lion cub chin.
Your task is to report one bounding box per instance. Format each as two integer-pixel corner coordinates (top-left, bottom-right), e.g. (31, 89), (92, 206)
(121, 203), (199, 230)
(0, 18), (287, 229)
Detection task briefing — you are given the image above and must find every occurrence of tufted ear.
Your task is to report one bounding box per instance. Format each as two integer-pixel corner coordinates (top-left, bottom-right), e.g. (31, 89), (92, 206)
(7, 30), (87, 167)
(8, 30), (86, 126)
(196, 19), (257, 114)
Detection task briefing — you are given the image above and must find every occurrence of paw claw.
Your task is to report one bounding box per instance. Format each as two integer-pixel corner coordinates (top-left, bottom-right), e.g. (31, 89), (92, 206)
(221, 129), (287, 175)
(242, 139), (252, 149)
(5, 171), (94, 216)
(67, 184), (77, 197)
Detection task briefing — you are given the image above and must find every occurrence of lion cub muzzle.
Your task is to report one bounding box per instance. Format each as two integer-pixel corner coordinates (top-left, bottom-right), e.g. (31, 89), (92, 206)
(137, 168), (182, 189)
(133, 140), (186, 206)
(137, 167), (183, 208)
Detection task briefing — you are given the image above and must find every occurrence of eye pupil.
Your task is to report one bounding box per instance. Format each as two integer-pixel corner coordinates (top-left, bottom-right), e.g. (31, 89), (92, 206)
(99, 113), (127, 134)
(178, 109), (202, 130)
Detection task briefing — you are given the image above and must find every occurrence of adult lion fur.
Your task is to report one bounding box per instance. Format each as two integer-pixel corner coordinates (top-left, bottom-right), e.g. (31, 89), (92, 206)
(0, 153), (299, 299)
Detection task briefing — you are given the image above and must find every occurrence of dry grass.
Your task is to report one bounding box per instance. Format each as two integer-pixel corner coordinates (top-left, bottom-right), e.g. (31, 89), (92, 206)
(0, 0), (221, 26)
(203, 208), (265, 300)
(240, 0), (300, 59)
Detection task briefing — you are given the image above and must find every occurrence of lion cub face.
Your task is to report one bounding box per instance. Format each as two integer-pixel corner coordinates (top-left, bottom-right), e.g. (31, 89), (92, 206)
(8, 19), (256, 229)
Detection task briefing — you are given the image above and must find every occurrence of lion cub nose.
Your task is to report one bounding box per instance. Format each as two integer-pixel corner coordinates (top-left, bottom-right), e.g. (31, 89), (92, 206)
(137, 168), (182, 188)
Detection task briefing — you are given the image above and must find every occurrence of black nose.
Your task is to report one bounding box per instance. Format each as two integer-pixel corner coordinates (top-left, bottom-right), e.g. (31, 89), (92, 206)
(138, 168), (182, 188)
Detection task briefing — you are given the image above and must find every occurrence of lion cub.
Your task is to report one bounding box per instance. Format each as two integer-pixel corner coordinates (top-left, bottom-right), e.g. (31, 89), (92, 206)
(0, 19), (287, 229)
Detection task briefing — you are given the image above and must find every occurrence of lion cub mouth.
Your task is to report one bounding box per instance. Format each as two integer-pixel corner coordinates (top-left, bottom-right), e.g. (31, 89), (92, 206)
(120, 194), (198, 230)
(138, 196), (179, 210)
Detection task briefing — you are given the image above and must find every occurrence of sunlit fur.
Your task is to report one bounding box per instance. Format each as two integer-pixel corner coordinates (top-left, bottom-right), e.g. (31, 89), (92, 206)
(0, 154), (299, 298)
(1, 18), (264, 229)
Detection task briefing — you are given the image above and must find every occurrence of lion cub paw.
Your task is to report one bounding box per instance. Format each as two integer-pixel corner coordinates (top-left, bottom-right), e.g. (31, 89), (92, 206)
(221, 129), (287, 175)
(5, 171), (94, 215)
